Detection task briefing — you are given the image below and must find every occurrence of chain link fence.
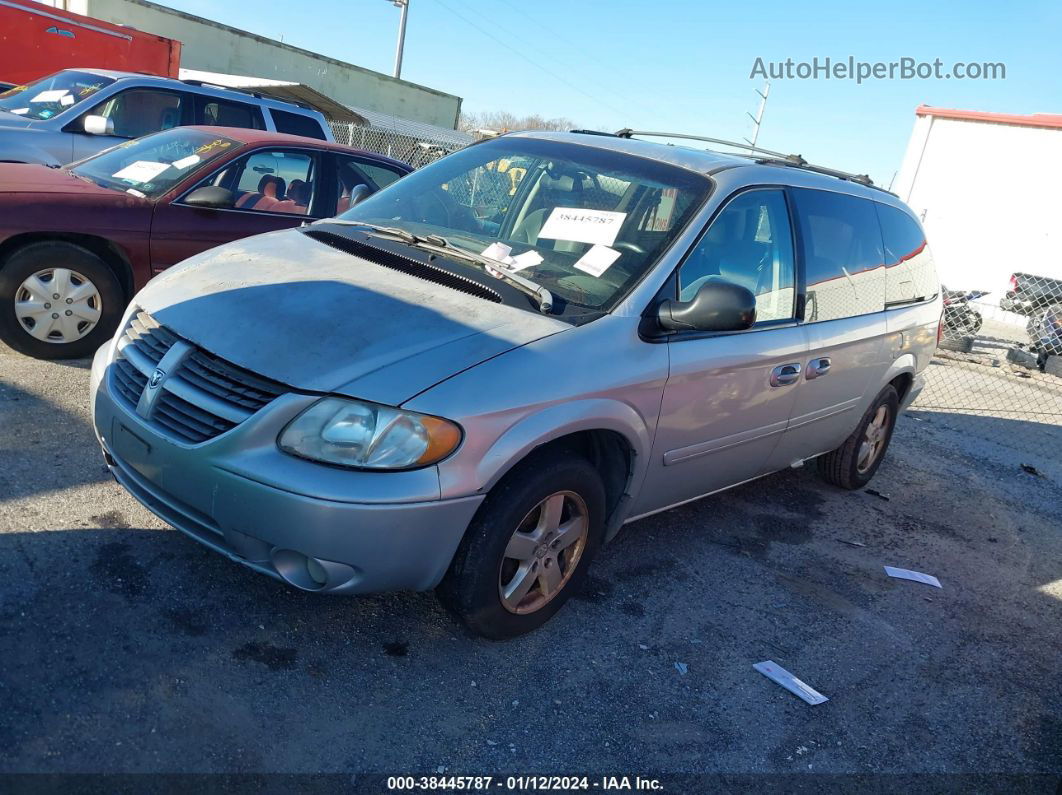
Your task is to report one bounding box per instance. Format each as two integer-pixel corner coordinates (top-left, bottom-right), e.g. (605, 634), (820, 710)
(913, 273), (1062, 469)
(328, 120), (471, 169)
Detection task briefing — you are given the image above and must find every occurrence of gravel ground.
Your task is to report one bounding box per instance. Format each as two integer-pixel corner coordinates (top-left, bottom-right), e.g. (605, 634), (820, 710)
(1, 343), (1060, 779)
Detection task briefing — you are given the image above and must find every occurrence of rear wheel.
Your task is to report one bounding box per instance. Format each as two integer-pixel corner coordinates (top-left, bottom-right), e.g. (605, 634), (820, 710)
(938, 334), (975, 353)
(438, 450), (606, 639)
(817, 385), (899, 490)
(0, 242), (124, 359)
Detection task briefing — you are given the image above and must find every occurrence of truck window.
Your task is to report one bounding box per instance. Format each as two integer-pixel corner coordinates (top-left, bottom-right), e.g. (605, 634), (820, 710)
(197, 97), (265, 130)
(86, 88), (189, 138)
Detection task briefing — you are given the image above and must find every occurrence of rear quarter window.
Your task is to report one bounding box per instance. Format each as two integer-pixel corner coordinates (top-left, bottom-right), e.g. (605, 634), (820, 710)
(876, 203), (938, 305)
(271, 109), (327, 140)
(790, 188), (886, 322)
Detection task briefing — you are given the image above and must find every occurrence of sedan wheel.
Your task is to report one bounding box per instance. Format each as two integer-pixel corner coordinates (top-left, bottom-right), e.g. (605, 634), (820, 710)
(499, 490), (589, 615)
(15, 267), (102, 344)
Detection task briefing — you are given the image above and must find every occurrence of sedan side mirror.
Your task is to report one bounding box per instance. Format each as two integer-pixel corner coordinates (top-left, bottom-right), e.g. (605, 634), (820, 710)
(82, 115), (114, 135)
(183, 186), (235, 209)
(348, 183), (373, 208)
(657, 280), (756, 332)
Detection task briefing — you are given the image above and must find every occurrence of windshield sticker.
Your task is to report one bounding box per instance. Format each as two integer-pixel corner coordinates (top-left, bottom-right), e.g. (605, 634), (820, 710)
(126, 188), (147, 198)
(112, 161), (172, 183)
(30, 89), (71, 103)
(573, 244), (621, 278)
(538, 207), (626, 247)
(4, 85), (28, 94)
(60, 94), (75, 106)
(10, 108), (29, 115)
(171, 154), (202, 170)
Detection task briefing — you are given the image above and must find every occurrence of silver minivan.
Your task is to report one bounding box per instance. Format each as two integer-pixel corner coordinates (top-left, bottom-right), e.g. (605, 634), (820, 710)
(89, 131), (941, 638)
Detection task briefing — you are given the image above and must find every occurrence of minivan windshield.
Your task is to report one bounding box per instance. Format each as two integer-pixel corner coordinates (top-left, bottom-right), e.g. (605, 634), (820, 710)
(0, 70), (114, 121)
(335, 136), (711, 314)
(69, 128), (240, 199)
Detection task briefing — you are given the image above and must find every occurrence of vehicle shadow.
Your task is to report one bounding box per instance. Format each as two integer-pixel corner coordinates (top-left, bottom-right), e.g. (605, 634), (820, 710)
(0, 379), (109, 501)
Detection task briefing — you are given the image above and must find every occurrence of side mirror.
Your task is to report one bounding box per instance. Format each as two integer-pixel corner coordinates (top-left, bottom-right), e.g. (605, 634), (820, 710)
(82, 115), (114, 135)
(657, 280), (756, 332)
(348, 183), (374, 208)
(182, 186), (235, 209)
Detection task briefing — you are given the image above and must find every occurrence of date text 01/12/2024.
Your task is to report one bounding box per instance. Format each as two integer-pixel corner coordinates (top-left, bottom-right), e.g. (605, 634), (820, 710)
(385, 775), (665, 791)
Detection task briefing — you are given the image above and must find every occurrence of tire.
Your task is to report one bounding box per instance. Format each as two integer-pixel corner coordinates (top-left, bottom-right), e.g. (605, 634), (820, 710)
(1045, 355), (1062, 378)
(0, 242), (124, 360)
(817, 385), (899, 490)
(1006, 347), (1038, 369)
(938, 334), (974, 353)
(437, 449), (607, 640)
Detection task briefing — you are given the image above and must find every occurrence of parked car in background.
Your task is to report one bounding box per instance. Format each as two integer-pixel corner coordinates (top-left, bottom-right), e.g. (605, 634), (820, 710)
(0, 126), (411, 358)
(0, 69), (333, 166)
(1000, 271), (1062, 318)
(89, 130), (941, 638)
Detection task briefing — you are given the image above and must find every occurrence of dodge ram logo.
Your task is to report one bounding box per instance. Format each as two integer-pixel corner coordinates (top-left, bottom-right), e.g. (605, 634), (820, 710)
(148, 368), (165, 389)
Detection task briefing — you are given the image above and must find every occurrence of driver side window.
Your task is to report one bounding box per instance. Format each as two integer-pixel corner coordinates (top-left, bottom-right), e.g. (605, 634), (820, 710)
(678, 189), (795, 323)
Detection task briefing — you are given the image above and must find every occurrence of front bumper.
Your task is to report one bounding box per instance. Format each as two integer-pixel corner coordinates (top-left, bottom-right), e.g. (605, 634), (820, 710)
(90, 345), (484, 594)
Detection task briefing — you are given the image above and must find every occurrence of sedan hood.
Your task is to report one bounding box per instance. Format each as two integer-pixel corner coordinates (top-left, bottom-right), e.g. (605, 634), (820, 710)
(0, 163), (114, 196)
(137, 228), (571, 405)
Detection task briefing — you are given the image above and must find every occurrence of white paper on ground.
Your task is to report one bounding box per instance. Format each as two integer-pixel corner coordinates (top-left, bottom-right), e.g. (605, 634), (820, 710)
(753, 661), (829, 705)
(112, 161), (171, 183)
(30, 89), (70, 103)
(509, 250), (544, 271)
(573, 244), (621, 277)
(538, 207), (626, 247)
(171, 154), (201, 170)
(884, 566), (942, 588)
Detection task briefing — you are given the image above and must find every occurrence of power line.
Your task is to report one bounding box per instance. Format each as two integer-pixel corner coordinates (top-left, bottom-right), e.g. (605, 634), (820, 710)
(433, 0), (629, 120)
(492, 0), (664, 118)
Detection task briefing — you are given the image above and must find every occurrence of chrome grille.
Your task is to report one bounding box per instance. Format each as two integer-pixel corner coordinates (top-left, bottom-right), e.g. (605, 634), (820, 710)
(109, 311), (288, 444)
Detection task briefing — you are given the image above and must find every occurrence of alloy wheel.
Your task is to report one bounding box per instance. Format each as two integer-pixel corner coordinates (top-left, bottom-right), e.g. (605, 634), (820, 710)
(857, 405), (890, 473)
(498, 490), (589, 615)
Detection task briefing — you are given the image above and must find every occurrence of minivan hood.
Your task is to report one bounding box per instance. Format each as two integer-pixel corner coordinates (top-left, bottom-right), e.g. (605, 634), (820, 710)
(137, 229), (571, 405)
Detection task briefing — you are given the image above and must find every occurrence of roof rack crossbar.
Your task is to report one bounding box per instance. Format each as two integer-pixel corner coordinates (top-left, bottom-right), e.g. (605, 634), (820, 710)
(614, 128), (881, 190)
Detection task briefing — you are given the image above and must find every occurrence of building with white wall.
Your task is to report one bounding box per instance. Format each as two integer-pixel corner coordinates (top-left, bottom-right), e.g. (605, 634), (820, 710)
(36, 0), (463, 128)
(893, 106), (1062, 298)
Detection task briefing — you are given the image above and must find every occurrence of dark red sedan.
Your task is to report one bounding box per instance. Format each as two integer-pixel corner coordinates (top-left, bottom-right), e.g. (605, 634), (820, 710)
(0, 126), (412, 358)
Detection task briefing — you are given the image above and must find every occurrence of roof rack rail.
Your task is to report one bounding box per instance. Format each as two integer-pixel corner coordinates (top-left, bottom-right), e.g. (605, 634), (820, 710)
(614, 129), (887, 192)
(179, 79), (313, 111)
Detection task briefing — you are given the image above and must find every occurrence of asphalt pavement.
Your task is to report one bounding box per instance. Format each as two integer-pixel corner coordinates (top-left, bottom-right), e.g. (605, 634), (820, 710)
(1, 343), (1060, 780)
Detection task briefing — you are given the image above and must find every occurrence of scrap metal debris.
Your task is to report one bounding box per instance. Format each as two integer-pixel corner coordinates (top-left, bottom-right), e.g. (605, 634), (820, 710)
(884, 566), (942, 588)
(753, 661), (828, 705)
(1020, 464), (1043, 478)
(865, 488), (890, 501)
(674, 662), (688, 675)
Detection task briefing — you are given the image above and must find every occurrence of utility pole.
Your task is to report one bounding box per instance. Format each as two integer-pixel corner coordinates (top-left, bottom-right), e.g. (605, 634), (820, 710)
(744, 81), (770, 151)
(389, 0), (409, 80)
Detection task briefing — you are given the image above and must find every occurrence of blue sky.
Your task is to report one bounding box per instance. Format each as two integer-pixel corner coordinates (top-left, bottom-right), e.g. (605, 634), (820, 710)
(160, 0), (1062, 186)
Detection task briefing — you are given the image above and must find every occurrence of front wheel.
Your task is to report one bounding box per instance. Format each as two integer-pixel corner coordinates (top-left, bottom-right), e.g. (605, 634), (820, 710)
(0, 242), (124, 359)
(437, 450), (606, 639)
(817, 385), (899, 490)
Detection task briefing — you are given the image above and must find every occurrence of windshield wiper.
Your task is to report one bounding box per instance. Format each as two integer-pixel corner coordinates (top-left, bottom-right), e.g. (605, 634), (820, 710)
(324, 220), (554, 314)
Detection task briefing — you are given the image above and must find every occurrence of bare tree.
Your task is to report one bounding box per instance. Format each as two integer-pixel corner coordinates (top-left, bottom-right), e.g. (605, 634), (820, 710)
(459, 110), (578, 134)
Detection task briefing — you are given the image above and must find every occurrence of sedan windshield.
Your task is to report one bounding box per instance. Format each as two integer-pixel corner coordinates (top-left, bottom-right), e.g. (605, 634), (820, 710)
(335, 136), (711, 315)
(0, 71), (114, 121)
(69, 128), (240, 199)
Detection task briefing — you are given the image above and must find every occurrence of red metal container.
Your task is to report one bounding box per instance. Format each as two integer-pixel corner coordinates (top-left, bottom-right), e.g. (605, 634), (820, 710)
(0, 0), (181, 84)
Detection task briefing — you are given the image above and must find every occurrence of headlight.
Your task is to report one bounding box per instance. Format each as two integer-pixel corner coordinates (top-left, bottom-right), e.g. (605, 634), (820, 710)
(278, 397), (462, 470)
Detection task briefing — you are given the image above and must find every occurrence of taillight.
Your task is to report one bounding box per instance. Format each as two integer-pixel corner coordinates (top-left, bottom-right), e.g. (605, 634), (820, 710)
(1008, 274), (1019, 292)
